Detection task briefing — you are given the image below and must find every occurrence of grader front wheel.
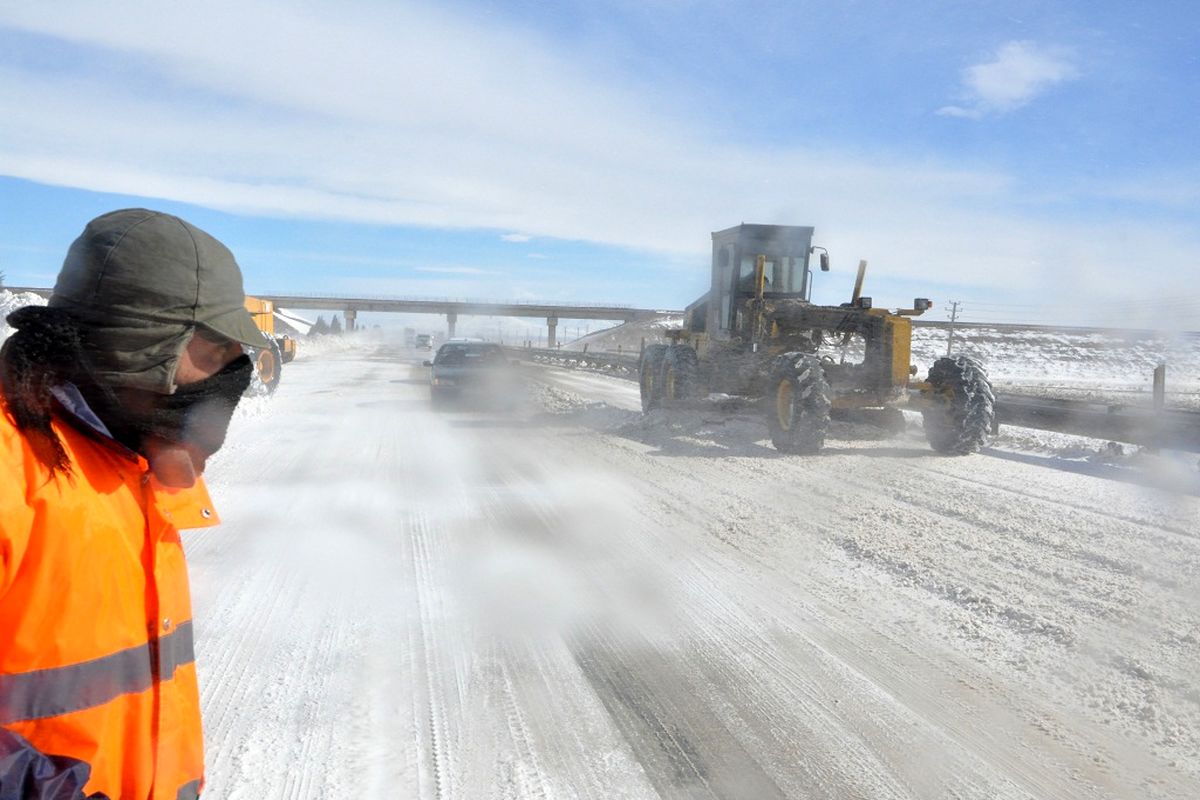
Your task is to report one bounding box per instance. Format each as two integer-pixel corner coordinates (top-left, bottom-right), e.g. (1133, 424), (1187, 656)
(252, 339), (284, 394)
(922, 355), (994, 454)
(766, 355), (831, 454)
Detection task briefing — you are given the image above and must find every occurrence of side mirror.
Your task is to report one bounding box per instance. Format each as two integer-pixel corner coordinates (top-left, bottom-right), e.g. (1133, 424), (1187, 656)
(820, 252), (830, 272)
(422, 360), (433, 367)
(914, 298), (933, 311)
(856, 296), (873, 310)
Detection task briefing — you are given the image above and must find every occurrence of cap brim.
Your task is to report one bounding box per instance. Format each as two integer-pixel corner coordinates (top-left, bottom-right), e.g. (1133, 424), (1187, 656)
(203, 306), (270, 349)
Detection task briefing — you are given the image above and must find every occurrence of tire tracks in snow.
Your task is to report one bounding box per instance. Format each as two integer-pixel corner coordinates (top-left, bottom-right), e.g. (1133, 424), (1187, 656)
(520, 396), (1198, 798)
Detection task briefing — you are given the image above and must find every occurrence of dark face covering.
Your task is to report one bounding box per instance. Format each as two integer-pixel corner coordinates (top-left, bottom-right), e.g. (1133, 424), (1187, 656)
(79, 352), (253, 465)
(88, 355), (253, 460)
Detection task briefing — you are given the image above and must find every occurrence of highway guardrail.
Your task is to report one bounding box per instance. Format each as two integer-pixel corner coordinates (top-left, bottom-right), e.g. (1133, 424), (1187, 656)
(509, 346), (640, 378)
(511, 346), (1200, 453)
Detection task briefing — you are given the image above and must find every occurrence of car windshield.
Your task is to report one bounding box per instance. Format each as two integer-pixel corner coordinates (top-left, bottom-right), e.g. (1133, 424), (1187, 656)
(433, 343), (505, 366)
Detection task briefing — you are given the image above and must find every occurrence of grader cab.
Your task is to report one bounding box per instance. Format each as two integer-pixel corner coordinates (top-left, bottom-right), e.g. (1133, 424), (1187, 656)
(640, 224), (994, 454)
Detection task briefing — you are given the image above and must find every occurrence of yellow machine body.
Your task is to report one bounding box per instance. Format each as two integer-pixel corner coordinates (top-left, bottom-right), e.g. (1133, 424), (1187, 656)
(243, 295), (296, 391)
(662, 224), (929, 412)
(244, 296), (276, 336)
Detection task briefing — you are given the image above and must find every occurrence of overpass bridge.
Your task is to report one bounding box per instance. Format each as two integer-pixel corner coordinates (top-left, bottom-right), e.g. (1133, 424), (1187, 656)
(5, 288), (679, 348)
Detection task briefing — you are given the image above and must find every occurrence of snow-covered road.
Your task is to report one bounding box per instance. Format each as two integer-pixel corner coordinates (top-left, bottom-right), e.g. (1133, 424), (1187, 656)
(189, 342), (1200, 799)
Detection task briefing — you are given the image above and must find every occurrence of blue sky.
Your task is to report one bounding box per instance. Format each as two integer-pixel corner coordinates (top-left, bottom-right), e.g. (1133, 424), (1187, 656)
(1, 0), (1197, 329)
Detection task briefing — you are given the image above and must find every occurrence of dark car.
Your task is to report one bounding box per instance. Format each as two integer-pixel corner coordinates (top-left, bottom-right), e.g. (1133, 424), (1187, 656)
(424, 341), (521, 408)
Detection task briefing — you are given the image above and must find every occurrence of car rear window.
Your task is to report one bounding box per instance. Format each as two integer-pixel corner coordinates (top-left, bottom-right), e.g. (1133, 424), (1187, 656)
(433, 344), (505, 365)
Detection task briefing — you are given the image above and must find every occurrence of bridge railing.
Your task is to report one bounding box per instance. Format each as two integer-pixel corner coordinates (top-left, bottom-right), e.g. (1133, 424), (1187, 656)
(257, 291), (638, 309)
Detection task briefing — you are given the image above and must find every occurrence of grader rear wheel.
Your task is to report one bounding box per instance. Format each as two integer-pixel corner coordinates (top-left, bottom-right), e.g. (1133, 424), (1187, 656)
(639, 344), (668, 412)
(662, 345), (701, 405)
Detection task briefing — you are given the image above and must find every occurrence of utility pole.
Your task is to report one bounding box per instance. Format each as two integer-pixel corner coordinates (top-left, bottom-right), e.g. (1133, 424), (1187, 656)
(946, 301), (962, 356)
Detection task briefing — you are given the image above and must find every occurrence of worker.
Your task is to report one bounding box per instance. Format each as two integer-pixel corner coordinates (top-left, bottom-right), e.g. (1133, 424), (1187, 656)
(0, 209), (265, 799)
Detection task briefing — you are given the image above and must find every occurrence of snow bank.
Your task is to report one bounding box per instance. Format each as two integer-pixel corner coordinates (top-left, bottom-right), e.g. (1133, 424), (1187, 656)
(567, 315), (683, 352)
(295, 329), (381, 359)
(0, 288), (49, 346)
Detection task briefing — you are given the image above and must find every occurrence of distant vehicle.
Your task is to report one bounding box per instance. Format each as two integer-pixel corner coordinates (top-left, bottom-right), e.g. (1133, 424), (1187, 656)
(244, 295), (297, 394)
(414, 333), (433, 350)
(424, 341), (520, 409)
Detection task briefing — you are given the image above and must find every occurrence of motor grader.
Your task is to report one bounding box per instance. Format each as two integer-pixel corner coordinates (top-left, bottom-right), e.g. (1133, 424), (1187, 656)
(244, 295), (297, 393)
(639, 223), (994, 454)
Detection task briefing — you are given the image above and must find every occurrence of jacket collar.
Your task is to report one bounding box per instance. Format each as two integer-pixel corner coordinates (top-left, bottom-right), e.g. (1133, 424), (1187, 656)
(51, 383), (115, 439)
(52, 383), (222, 529)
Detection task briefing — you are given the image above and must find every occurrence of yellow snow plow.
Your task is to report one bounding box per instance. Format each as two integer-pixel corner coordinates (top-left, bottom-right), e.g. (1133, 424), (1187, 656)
(643, 224), (996, 454)
(244, 296), (297, 393)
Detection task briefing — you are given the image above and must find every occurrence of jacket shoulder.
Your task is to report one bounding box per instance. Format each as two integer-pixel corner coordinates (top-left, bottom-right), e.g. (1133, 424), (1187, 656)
(0, 402), (36, 595)
(0, 404), (32, 478)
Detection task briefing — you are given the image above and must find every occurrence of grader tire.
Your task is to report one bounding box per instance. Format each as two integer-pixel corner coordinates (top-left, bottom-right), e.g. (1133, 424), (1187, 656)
(922, 355), (994, 455)
(662, 345), (701, 405)
(253, 338), (284, 394)
(639, 344), (668, 412)
(766, 355), (831, 454)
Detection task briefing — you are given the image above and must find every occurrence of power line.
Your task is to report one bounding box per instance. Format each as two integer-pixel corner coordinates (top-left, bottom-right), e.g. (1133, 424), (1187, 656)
(961, 295), (1200, 311)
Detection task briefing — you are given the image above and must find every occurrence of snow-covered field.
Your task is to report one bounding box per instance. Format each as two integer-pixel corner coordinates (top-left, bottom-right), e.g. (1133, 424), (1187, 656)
(921, 326), (1200, 411)
(3, 289), (1200, 798)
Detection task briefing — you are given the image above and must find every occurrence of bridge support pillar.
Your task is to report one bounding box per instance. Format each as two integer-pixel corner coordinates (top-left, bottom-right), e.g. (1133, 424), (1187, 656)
(344, 308), (357, 332)
(447, 312), (458, 339)
(547, 316), (558, 349)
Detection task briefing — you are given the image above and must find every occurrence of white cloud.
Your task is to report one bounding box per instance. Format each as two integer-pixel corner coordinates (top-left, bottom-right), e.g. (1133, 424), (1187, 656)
(501, 233), (532, 242)
(938, 40), (1079, 118)
(933, 105), (982, 121)
(0, 5), (1191, 302)
(414, 266), (498, 275)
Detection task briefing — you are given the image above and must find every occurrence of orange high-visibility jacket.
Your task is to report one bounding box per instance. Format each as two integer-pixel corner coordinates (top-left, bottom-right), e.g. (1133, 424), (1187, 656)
(1, 392), (218, 799)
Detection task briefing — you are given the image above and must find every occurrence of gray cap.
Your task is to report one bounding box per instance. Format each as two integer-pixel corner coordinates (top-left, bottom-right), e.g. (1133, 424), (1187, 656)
(49, 208), (266, 393)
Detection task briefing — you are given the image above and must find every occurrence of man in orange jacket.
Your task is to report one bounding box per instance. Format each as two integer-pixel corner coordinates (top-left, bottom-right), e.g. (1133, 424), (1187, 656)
(0, 209), (265, 799)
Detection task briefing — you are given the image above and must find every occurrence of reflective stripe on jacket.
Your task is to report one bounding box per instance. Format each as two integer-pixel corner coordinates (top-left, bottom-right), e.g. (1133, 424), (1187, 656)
(1, 398), (218, 799)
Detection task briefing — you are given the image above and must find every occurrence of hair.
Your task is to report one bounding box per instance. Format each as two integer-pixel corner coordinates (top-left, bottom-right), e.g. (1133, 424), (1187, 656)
(0, 306), (100, 475)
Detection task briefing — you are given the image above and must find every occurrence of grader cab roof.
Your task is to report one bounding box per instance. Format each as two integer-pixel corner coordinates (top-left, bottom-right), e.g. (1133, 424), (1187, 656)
(711, 223), (815, 257)
(704, 224), (818, 334)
